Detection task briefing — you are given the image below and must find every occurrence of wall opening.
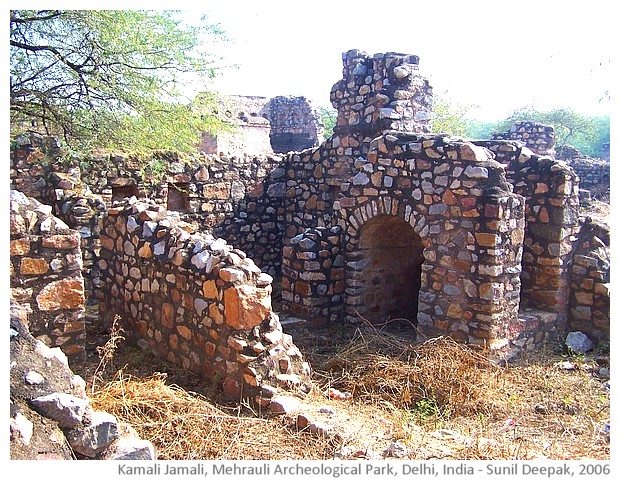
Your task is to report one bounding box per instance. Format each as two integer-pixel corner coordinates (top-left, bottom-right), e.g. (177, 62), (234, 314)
(167, 183), (190, 212)
(111, 184), (139, 204)
(358, 215), (424, 329)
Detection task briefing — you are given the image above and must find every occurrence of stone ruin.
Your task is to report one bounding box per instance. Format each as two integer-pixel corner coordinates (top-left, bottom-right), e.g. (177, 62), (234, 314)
(556, 144), (610, 199)
(9, 49), (611, 411)
(197, 94), (324, 157)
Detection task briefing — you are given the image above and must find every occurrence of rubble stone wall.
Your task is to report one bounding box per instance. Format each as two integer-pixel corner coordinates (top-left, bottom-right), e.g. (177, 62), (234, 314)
(331, 50), (433, 139)
(491, 121), (555, 156)
(10, 191), (86, 362)
(268, 96), (324, 153)
(336, 134), (525, 350)
(568, 219), (610, 341)
(81, 152), (289, 276)
(475, 140), (580, 325)
(10, 134), (107, 300)
(97, 199), (311, 400)
(557, 145), (610, 197)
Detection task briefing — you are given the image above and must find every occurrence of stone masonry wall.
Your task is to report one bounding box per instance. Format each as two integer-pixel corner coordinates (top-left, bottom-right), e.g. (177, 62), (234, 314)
(268, 96), (324, 153)
(492, 121), (555, 156)
(331, 50), (433, 139)
(336, 133), (525, 351)
(73, 151), (287, 276)
(281, 226), (344, 323)
(557, 145), (610, 198)
(97, 198), (311, 400)
(10, 190), (86, 362)
(568, 218), (610, 341)
(476, 140), (580, 327)
(10, 133), (107, 301)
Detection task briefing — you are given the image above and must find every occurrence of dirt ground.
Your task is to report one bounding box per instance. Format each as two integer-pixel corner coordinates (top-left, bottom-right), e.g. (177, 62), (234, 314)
(78, 312), (610, 461)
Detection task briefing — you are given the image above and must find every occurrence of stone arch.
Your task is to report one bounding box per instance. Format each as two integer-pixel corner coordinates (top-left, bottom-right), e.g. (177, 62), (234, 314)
(340, 199), (430, 330)
(340, 197), (429, 246)
(357, 214), (424, 326)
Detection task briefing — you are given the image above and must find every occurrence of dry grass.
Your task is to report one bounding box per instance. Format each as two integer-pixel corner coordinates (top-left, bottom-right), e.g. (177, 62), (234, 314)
(306, 328), (610, 460)
(91, 371), (335, 460)
(86, 322), (609, 460)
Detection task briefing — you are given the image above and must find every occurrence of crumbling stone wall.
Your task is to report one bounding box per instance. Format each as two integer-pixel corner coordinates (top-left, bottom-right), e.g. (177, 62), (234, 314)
(557, 145), (610, 198)
(331, 50), (432, 139)
(83, 152), (287, 276)
(491, 121), (555, 156)
(10, 133), (106, 300)
(474, 140), (580, 327)
(10, 190), (86, 362)
(197, 94), (325, 156)
(335, 134), (525, 350)
(97, 198), (311, 400)
(568, 218), (610, 341)
(268, 96), (324, 153)
(280, 50), (537, 353)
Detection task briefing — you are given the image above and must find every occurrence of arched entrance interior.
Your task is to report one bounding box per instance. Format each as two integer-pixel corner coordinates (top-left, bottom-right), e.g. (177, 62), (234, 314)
(358, 215), (424, 329)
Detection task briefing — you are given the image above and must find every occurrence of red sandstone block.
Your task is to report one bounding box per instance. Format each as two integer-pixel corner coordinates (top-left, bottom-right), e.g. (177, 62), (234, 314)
(10, 238), (30, 256)
(42, 232), (81, 250)
(20, 257), (49, 275)
(36, 278), (84, 311)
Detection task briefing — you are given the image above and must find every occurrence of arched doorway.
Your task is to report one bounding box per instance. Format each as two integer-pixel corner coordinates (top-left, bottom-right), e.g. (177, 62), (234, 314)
(357, 215), (424, 329)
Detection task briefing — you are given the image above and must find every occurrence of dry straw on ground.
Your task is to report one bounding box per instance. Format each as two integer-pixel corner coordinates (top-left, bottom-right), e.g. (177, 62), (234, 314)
(88, 324), (609, 460)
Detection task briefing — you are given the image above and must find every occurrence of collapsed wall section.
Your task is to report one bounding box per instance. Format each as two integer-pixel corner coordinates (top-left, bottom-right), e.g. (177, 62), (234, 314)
(97, 198), (311, 400)
(557, 145), (610, 198)
(491, 121), (555, 156)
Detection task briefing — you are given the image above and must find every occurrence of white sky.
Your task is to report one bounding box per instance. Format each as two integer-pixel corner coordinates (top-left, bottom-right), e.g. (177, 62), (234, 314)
(5, 0), (613, 122)
(194, 0), (612, 121)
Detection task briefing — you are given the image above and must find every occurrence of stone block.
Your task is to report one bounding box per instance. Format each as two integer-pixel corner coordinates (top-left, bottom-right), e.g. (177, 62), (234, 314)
(20, 257), (49, 275)
(36, 277), (85, 311)
(224, 284), (271, 330)
(10, 238), (30, 256)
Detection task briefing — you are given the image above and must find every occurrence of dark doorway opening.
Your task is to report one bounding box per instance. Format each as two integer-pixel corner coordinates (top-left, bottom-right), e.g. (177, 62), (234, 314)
(167, 183), (190, 212)
(111, 184), (139, 204)
(358, 215), (424, 330)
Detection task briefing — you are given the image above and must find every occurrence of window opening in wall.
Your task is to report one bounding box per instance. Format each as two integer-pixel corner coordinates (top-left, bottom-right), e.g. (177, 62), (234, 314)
(167, 183), (190, 212)
(358, 215), (424, 332)
(111, 184), (139, 204)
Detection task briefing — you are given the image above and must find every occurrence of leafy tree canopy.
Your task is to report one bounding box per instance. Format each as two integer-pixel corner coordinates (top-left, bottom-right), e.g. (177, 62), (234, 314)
(317, 105), (337, 138)
(430, 97), (473, 137)
(10, 10), (229, 154)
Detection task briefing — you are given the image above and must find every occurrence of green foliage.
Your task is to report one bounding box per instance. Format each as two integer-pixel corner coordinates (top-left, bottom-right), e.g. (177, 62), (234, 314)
(10, 10), (229, 154)
(462, 120), (497, 140)
(430, 97), (473, 137)
(317, 105), (337, 138)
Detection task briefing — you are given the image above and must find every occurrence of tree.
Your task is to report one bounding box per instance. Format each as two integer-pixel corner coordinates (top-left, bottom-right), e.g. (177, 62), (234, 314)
(10, 10), (228, 153)
(317, 105), (337, 138)
(430, 97), (472, 137)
